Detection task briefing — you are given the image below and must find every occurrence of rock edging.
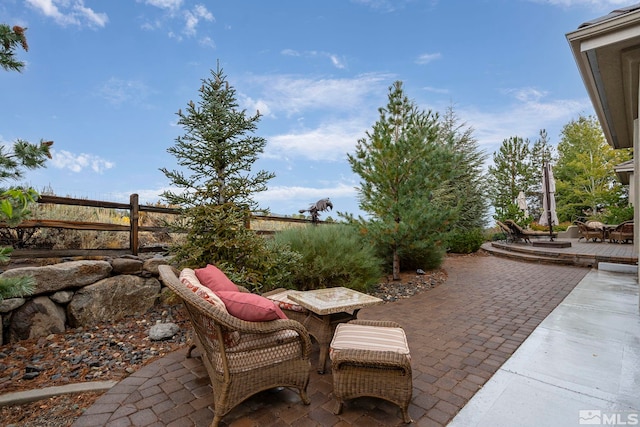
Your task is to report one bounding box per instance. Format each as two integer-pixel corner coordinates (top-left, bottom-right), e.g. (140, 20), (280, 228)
(0, 255), (174, 345)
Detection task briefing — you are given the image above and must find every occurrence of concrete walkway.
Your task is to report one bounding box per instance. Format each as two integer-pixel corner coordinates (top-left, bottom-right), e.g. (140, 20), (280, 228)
(72, 254), (603, 426)
(449, 264), (640, 427)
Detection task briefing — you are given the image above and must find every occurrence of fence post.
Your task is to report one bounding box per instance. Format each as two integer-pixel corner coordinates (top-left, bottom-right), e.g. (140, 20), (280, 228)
(130, 194), (139, 255)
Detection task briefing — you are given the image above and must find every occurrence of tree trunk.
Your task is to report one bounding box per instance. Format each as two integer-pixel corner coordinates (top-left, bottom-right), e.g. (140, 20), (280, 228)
(392, 247), (400, 281)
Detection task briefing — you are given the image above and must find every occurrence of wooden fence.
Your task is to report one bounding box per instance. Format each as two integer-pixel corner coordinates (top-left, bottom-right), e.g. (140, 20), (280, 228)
(3, 194), (317, 258)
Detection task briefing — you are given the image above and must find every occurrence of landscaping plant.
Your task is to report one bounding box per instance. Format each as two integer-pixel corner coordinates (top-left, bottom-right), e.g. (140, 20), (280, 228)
(0, 24), (53, 301)
(345, 81), (459, 280)
(272, 224), (383, 292)
(160, 63), (282, 292)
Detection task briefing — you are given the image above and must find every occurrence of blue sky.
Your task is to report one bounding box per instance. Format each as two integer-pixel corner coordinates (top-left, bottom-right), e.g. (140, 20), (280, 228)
(0, 0), (628, 218)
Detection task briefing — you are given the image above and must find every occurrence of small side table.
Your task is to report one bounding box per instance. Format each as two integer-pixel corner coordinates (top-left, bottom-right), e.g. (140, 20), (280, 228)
(286, 287), (383, 374)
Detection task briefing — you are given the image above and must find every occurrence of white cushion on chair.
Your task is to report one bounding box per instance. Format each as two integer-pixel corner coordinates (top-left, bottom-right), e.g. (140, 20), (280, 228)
(179, 268), (227, 310)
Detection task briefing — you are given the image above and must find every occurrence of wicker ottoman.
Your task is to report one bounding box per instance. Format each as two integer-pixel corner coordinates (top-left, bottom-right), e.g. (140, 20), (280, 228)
(329, 320), (412, 423)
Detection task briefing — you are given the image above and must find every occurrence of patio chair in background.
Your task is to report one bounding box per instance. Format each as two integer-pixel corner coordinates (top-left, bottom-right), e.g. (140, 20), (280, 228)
(504, 219), (557, 243)
(608, 220), (634, 243)
(497, 220), (518, 243)
(575, 221), (605, 242)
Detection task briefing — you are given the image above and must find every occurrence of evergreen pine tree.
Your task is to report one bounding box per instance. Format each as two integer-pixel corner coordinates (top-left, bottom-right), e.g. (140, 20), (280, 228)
(160, 65), (280, 291)
(347, 81), (458, 279)
(437, 104), (488, 231)
(0, 24), (53, 301)
(487, 136), (532, 222)
(0, 24), (28, 72)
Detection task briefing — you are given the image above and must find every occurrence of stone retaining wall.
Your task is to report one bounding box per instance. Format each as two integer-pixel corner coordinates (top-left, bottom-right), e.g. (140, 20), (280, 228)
(0, 255), (174, 345)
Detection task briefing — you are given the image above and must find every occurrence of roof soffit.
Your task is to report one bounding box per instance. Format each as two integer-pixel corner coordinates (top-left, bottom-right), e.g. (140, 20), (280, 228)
(567, 9), (640, 149)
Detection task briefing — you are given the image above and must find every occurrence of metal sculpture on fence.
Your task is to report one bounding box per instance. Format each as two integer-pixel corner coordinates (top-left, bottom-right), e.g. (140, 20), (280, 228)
(299, 198), (333, 223)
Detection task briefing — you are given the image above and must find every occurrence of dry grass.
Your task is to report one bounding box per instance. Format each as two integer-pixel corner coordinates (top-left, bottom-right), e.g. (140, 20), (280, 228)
(0, 202), (315, 250)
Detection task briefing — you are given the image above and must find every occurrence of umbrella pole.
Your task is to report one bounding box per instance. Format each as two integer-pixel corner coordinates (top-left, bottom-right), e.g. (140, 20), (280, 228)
(544, 164), (554, 241)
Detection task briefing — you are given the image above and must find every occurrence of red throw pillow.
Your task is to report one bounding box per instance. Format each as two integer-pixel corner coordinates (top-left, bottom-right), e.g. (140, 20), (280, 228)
(195, 264), (238, 293)
(216, 291), (288, 322)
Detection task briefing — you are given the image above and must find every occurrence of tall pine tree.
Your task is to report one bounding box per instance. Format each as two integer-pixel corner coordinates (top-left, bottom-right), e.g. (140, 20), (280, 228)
(437, 105), (488, 231)
(161, 65), (278, 290)
(347, 81), (458, 279)
(487, 136), (533, 222)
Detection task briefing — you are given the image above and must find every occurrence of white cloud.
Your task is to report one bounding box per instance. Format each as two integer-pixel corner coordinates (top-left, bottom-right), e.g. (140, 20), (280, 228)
(415, 52), (442, 65)
(281, 49), (301, 57)
(456, 87), (593, 152)
(266, 120), (368, 162)
(139, 1), (214, 39)
(256, 182), (356, 203)
(241, 73), (390, 118)
(350, 0), (411, 13)
(280, 49), (347, 69)
(142, 0), (184, 10)
(183, 4), (214, 36)
(97, 78), (152, 106)
(50, 150), (115, 174)
(239, 73), (390, 161)
(26, 0), (108, 28)
(199, 36), (216, 48)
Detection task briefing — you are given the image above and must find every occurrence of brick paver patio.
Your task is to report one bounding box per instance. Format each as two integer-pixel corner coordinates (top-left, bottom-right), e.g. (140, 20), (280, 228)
(73, 254), (590, 427)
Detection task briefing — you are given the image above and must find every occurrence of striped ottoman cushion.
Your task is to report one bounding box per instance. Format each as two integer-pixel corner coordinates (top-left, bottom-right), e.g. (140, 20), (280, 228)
(329, 323), (410, 359)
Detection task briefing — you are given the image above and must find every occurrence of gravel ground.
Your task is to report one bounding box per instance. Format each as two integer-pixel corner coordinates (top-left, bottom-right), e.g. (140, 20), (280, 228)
(0, 268), (447, 426)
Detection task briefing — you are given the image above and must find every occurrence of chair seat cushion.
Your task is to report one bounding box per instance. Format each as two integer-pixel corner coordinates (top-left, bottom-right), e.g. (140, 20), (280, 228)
(330, 323), (410, 359)
(216, 329), (303, 373)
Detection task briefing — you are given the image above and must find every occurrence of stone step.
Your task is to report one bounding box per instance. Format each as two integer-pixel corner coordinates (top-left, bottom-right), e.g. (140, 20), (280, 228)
(481, 241), (635, 268)
(480, 244), (578, 266)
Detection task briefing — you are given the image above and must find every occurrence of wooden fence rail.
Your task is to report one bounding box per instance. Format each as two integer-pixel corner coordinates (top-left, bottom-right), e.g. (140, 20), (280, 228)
(1, 194), (317, 258)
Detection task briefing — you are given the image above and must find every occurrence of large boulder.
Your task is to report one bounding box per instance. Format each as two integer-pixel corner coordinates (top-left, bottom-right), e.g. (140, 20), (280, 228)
(8, 296), (66, 342)
(0, 260), (112, 295)
(67, 275), (161, 327)
(142, 257), (171, 276)
(0, 298), (26, 313)
(111, 258), (143, 275)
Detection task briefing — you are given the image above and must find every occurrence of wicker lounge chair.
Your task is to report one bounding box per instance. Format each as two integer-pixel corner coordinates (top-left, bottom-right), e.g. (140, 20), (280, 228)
(496, 220), (518, 243)
(608, 220), (634, 243)
(576, 221), (605, 242)
(158, 265), (312, 427)
(504, 220), (557, 243)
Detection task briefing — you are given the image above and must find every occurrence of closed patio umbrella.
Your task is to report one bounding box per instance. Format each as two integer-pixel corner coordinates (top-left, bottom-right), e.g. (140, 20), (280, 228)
(539, 163), (559, 240)
(516, 191), (528, 217)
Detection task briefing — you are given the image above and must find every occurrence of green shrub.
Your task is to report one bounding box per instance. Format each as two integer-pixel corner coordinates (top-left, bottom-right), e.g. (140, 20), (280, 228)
(601, 206), (633, 225)
(491, 232), (507, 241)
(529, 221), (570, 232)
(446, 228), (485, 254)
(170, 203), (301, 294)
(398, 244), (445, 271)
(223, 239), (303, 294)
(271, 224), (383, 292)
